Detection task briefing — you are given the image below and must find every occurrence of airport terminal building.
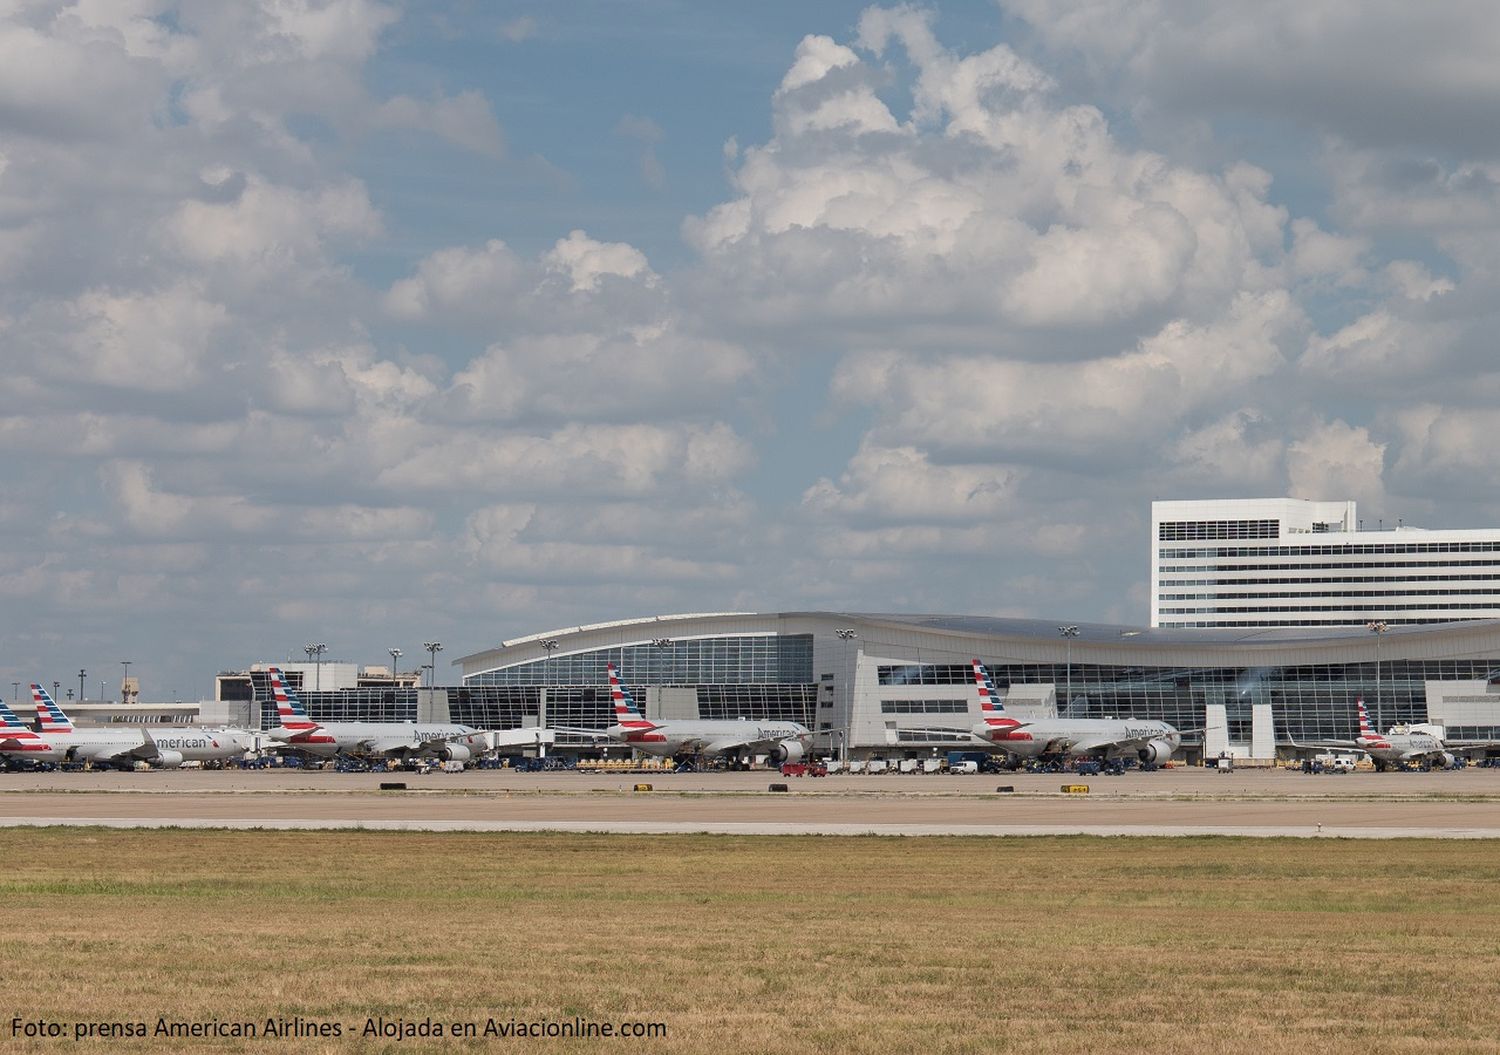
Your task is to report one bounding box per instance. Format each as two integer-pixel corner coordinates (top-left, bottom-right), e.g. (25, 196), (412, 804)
(453, 612), (1500, 762)
(219, 497), (1500, 763)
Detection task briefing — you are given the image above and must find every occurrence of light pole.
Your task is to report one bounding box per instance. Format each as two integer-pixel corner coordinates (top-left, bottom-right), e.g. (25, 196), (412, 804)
(423, 641), (443, 689)
(649, 637), (672, 688)
(835, 628), (856, 766)
(538, 639), (559, 729)
(52, 681), (60, 703)
(121, 660), (131, 703)
(388, 648), (402, 684)
(1367, 620), (1390, 732)
(78, 668), (86, 704)
(10, 682), (17, 706)
(1058, 625), (1080, 714)
(305, 643), (327, 691)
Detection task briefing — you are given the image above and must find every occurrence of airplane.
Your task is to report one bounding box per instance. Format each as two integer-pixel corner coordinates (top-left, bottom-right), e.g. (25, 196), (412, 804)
(32, 684), (258, 768)
(890, 658), (1182, 766)
(0, 699), (61, 763)
(263, 666), (552, 761)
(1294, 698), (1495, 771)
(558, 662), (812, 764)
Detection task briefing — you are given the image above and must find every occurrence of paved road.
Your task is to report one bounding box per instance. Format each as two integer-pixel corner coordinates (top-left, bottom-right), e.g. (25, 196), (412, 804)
(1, 815), (1496, 838)
(4, 766), (1498, 797)
(3, 767), (1500, 837)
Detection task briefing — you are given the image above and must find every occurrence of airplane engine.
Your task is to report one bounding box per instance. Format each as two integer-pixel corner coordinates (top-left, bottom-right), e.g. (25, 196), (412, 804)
(766, 740), (805, 765)
(437, 744), (472, 763)
(1138, 739), (1175, 766)
(154, 750), (184, 769)
(1437, 752), (1456, 769)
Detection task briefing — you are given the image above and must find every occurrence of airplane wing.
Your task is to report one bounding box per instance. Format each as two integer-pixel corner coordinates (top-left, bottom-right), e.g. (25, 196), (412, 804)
(698, 732), (809, 755)
(76, 743), (146, 764)
(700, 736), (762, 754)
(1066, 733), (1159, 757)
(353, 738), (422, 757)
(266, 722), (325, 741)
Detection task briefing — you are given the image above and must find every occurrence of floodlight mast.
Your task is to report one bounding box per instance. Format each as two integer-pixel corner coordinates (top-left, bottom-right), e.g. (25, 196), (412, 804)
(1367, 620), (1390, 731)
(1058, 625), (1080, 713)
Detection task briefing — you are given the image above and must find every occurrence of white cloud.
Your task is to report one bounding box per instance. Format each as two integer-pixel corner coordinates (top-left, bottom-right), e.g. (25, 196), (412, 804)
(1165, 409), (1285, 491)
(45, 282), (229, 392)
(8, 1), (1500, 697)
(683, 17), (1291, 345)
(383, 239), (525, 321)
(543, 230), (653, 293)
(168, 175), (379, 267)
(376, 423), (755, 496)
(833, 290), (1298, 461)
(802, 443), (1024, 524)
(1287, 419), (1387, 513)
(1299, 310), (1458, 387)
(375, 91), (506, 158)
(1288, 218), (1369, 285)
(1001, 0), (1500, 154)
(464, 503), (738, 584)
(446, 327), (751, 425)
(1390, 405), (1500, 495)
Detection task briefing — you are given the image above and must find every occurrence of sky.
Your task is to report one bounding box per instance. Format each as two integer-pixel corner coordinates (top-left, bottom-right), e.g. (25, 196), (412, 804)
(5, 0), (1500, 701)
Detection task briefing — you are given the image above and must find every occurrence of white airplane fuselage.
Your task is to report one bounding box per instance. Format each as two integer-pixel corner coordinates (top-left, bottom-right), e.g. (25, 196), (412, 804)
(607, 719), (811, 759)
(977, 717), (1182, 761)
(1357, 731), (1452, 768)
(0, 732), (65, 763)
(9, 727), (257, 766)
(269, 721), (486, 760)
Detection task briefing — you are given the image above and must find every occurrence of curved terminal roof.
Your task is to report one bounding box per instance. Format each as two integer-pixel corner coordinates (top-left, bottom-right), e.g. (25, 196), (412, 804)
(838, 613), (1476, 646)
(457, 611), (1500, 675)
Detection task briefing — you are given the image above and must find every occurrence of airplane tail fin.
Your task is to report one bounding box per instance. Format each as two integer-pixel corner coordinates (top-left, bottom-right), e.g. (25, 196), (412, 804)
(0, 699), (28, 729)
(1356, 697), (1374, 737)
(972, 659), (1009, 718)
(267, 667), (317, 730)
(606, 662), (654, 729)
(32, 683), (74, 733)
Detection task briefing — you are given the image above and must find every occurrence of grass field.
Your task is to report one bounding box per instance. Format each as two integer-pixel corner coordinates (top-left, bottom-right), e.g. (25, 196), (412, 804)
(3, 830), (1500, 1053)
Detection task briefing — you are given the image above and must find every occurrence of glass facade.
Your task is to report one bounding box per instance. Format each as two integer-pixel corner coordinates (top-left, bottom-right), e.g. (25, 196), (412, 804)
(468, 635), (814, 687)
(251, 670), (419, 729)
(880, 699), (969, 714)
(697, 685), (818, 723)
(449, 687), (542, 730)
(462, 636), (820, 736)
(874, 659), (1500, 743)
(1159, 519), (1279, 541)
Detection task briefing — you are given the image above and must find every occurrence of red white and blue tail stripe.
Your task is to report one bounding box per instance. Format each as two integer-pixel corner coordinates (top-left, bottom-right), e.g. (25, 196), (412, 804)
(1355, 697), (1389, 749)
(0, 699), (50, 752)
(32, 684), (74, 733)
(267, 667), (317, 731)
(1, 700), (30, 730)
(973, 658), (1024, 737)
(607, 662), (655, 730)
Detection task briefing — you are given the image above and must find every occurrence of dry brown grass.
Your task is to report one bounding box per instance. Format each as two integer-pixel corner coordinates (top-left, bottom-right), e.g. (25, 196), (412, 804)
(2, 830), (1499, 1053)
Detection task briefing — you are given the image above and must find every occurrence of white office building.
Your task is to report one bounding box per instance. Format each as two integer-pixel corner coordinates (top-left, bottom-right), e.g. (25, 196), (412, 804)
(1152, 498), (1500, 628)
